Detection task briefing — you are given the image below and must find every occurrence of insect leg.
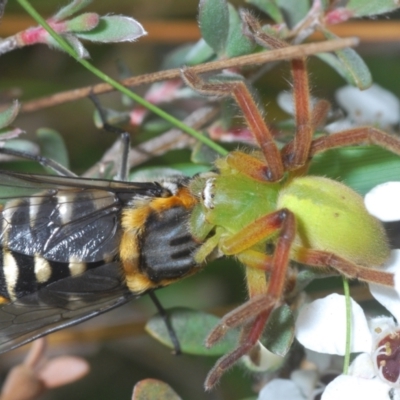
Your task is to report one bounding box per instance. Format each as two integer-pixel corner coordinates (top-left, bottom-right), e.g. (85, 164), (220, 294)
(0, 146), (76, 176)
(88, 94), (130, 182)
(148, 290), (181, 355)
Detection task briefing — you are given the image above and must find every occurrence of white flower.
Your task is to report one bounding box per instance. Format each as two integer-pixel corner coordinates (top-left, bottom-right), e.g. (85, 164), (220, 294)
(365, 181), (400, 222)
(277, 84), (400, 133)
(335, 84), (400, 127)
(257, 350), (343, 400)
(326, 84), (400, 133)
(294, 287), (400, 399)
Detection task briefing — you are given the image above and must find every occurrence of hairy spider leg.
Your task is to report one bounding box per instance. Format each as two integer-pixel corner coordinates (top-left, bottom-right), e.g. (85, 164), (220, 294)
(241, 12), (400, 168)
(310, 126), (400, 158)
(292, 247), (394, 287)
(182, 69), (284, 182)
(204, 210), (296, 389)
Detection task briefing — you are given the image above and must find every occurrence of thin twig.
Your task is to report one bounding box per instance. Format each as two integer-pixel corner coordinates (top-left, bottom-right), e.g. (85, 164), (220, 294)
(20, 37), (358, 113)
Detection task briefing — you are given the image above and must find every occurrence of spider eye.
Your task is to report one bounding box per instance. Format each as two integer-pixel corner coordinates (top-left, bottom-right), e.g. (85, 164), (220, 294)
(202, 178), (216, 209)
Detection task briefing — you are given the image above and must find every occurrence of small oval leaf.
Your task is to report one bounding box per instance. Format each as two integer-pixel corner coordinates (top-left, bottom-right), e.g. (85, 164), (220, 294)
(346, 0), (400, 17)
(225, 4), (255, 58)
(76, 16), (147, 42)
(66, 12), (100, 32)
(0, 100), (19, 129)
(198, 0), (229, 55)
(132, 379), (181, 400)
(2, 139), (39, 158)
(320, 29), (372, 89)
(276, 0), (309, 28)
(184, 39), (215, 66)
(52, 0), (93, 21)
(37, 128), (70, 170)
(146, 307), (238, 356)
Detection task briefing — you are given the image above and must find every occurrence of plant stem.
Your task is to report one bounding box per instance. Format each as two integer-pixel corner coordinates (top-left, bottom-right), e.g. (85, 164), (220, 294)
(16, 0), (228, 156)
(342, 277), (351, 374)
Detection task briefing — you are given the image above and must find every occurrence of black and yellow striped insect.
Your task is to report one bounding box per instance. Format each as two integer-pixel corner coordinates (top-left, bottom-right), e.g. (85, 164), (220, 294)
(0, 133), (202, 353)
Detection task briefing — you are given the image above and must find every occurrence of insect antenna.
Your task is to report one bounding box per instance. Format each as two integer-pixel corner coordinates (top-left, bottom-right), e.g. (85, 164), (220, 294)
(88, 93), (130, 182)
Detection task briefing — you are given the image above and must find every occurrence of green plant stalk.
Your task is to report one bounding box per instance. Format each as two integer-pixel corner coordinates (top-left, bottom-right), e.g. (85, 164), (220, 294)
(16, 0), (228, 157)
(342, 277), (351, 374)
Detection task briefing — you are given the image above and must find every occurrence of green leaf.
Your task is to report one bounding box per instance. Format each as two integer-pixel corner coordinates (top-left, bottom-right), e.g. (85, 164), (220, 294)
(320, 29), (372, 89)
(52, 0), (93, 21)
(310, 146), (400, 196)
(225, 4), (255, 58)
(263, 304), (294, 357)
(316, 52), (355, 85)
(184, 38), (215, 66)
(65, 12), (99, 32)
(276, 0), (309, 28)
(132, 379), (181, 400)
(36, 128), (70, 169)
(346, 0), (400, 17)
(146, 307), (238, 356)
(76, 16), (146, 42)
(198, 0), (229, 55)
(0, 101), (19, 129)
(161, 44), (194, 69)
(246, 0), (284, 23)
(3, 139), (39, 155)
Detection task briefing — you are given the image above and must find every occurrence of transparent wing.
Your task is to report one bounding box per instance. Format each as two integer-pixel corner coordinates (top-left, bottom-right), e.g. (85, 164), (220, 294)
(0, 262), (135, 353)
(0, 170), (166, 197)
(0, 171), (165, 262)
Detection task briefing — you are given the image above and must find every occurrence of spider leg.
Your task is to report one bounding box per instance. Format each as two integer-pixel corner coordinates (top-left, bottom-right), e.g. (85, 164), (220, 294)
(241, 13), (318, 172)
(182, 69), (284, 181)
(204, 210), (296, 388)
(205, 311), (269, 390)
(292, 246), (394, 286)
(221, 209), (289, 255)
(310, 126), (400, 158)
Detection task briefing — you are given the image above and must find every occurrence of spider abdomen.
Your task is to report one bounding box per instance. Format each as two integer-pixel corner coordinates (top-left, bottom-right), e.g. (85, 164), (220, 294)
(278, 175), (390, 267)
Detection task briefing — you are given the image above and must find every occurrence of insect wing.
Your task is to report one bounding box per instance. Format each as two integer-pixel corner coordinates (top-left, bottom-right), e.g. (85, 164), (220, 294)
(0, 171), (165, 263)
(0, 262), (135, 353)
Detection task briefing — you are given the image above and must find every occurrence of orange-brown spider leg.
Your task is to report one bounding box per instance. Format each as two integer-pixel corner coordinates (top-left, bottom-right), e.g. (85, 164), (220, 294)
(204, 311), (269, 390)
(310, 126), (400, 158)
(292, 247), (394, 286)
(204, 210), (296, 389)
(182, 68), (284, 182)
(283, 58), (313, 170)
(241, 13), (319, 173)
